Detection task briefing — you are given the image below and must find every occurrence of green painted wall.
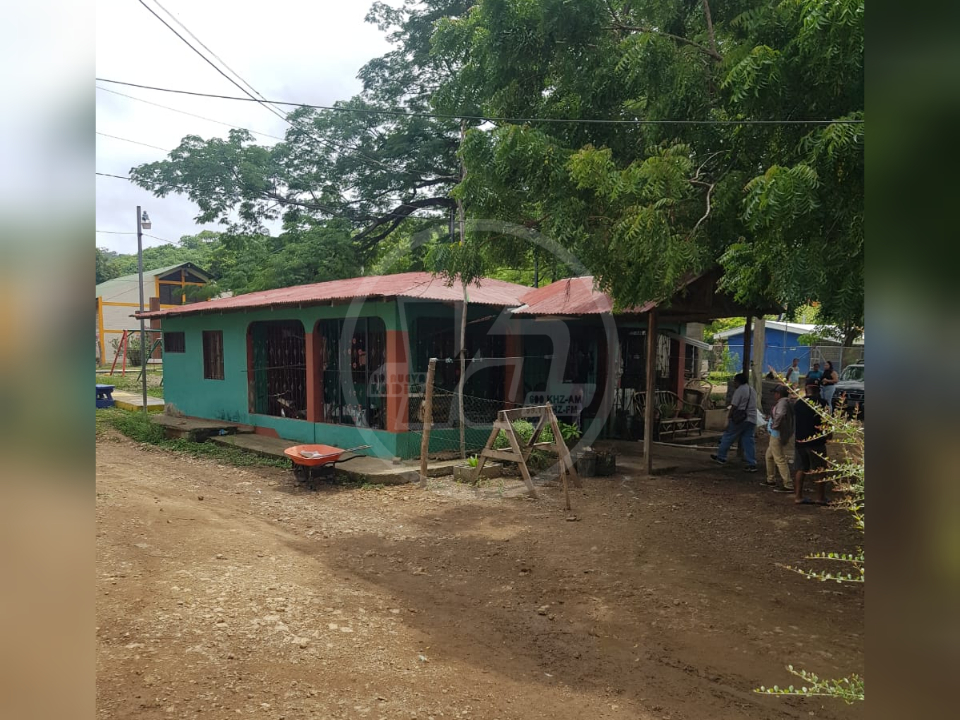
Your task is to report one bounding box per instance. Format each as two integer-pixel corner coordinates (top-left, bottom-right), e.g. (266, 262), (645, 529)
(160, 298), (687, 459)
(160, 301), (401, 457)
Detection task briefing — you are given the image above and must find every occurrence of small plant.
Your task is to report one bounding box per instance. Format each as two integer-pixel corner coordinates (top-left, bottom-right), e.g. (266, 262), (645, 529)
(757, 371), (865, 704)
(556, 421), (581, 446)
(467, 455), (479, 468)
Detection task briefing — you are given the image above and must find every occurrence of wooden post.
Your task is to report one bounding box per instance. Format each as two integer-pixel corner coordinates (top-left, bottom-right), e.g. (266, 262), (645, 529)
(741, 315), (753, 375)
(751, 317), (765, 401)
(643, 310), (657, 476)
(419, 358), (437, 487)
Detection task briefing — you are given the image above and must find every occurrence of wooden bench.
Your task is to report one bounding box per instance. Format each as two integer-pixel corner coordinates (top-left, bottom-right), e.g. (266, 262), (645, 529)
(633, 390), (704, 440)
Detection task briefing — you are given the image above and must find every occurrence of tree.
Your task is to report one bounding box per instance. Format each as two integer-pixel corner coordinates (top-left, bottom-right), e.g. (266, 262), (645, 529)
(96, 247), (121, 284)
(435, 0), (862, 319)
(127, 0), (862, 325)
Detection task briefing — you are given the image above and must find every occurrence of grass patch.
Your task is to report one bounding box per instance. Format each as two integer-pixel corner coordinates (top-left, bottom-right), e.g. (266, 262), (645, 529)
(95, 371), (165, 399)
(97, 408), (289, 469)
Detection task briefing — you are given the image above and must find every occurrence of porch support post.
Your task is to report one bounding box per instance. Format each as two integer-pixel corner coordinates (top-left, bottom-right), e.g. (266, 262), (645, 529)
(671, 336), (686, 397)
(504, 326), (523, 404)
(386, 330), (410, 433)
(643, 309), (657, 476)
(304, 329), (323, 423)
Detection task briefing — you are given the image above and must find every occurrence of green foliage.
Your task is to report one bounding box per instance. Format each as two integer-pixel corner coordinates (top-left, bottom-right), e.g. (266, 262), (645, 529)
(703, 317), (745, 344)
(492, 418), (579, 470)
(758, 371), (865, 703)
(98, 408), (288, 468)
(467, 455), (479, 467)
(111, 334), (144, 367)
(96, 247), (121, 284)
(123, 0), (862, 328)
(759, 666), (864, 704)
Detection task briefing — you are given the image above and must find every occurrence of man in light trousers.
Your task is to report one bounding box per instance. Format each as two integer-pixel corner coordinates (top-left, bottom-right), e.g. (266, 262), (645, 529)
(763, 385), (795, 491)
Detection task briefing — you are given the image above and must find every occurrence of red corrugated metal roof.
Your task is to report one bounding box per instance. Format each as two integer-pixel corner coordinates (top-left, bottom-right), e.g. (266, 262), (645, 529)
(514, 277), (617, 315)
(136, 272), (532, 319)
(514, 273), (704, 316)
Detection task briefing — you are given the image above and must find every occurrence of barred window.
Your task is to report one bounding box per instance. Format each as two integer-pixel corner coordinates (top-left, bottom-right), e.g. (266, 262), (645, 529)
(202, 330), (224, 380)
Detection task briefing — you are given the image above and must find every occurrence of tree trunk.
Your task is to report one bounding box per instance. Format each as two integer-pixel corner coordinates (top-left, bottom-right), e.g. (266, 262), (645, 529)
(741, 315), (753, 375)
(457, 120), (467, 459)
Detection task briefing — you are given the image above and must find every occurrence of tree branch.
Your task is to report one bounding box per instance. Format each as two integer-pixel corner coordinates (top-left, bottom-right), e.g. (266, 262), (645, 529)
(702, 0), (719, 58)
(609, 24), (722, 62)
(354, 196), (457, 250)
(690, 181), (716, 237)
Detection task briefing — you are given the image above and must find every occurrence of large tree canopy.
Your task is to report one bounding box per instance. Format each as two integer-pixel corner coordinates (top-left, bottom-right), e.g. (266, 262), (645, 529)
(128, 0), (862, 332)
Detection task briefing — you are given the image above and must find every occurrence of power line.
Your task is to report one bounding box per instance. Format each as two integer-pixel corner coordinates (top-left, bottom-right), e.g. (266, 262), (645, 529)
(135, 0), (287, 123)
(96, 171), (445, 224)
(134, 1), (403, 176)
(95, 78), (865, 126)
(96, 131), (168, 152)
(96, 229), (176, 243)
(96, 85), (285, 141)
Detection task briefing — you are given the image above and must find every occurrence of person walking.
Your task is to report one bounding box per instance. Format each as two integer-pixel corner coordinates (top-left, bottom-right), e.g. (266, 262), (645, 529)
(711, 373), (758, 472)
(762, 385), (795, 491)
(794, 378), (831, 505)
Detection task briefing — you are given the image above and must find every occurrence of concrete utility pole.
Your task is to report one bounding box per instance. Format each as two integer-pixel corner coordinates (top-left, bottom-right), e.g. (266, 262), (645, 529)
(137, 206), (151, 413)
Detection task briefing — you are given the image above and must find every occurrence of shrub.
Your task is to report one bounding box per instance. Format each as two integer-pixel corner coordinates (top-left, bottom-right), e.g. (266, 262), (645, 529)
(492, 419), (580, 471)
(110, 334), (143, 367)
(757, 373), (865, 704)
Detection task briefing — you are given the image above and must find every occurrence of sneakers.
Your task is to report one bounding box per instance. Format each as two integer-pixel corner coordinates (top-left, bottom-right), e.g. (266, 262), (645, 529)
(743, 465), (758, 473)
(710, 455), (727, 465)
(773, 486), (795, 493)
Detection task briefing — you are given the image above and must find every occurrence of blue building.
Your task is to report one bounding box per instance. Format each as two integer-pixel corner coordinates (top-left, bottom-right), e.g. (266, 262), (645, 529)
(714, 322), (823, 376)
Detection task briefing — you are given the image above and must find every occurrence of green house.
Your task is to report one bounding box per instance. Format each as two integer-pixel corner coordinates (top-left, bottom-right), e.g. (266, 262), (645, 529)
(138, 271), (740, 459)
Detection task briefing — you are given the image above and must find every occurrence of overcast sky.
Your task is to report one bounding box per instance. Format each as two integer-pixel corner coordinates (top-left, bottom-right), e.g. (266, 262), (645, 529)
(96, 0), (391, 254)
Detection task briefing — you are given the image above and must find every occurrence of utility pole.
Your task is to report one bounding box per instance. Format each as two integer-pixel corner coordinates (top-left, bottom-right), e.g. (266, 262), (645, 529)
(137, 206), (151, 413)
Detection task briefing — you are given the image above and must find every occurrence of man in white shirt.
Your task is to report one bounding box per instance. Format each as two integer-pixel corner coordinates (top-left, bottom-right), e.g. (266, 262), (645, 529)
(711, 373), (759, 472)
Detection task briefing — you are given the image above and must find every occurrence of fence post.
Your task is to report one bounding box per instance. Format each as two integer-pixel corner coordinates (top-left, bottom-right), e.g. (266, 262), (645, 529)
(419, 358), (437, 487)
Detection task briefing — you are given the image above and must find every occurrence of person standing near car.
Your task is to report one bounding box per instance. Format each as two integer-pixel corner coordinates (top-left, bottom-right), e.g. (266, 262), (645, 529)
(819, 360), (839, 408)
(711, 373), (758, 472)
(794, 379), (831, 505)
(806, 362), (823, 385)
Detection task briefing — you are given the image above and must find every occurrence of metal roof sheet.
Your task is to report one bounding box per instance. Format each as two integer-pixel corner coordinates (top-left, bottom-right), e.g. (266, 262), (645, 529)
(136, 272), (532, 319)
(513, 276), (636, 315)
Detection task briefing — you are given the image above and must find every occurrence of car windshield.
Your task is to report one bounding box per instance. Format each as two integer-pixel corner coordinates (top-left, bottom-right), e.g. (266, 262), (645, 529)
(840, 365), (864, 382)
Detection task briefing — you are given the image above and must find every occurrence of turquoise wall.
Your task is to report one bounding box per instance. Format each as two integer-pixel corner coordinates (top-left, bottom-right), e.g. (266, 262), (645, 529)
(160, 301), (403, 458)
(160, 299), (687, 459)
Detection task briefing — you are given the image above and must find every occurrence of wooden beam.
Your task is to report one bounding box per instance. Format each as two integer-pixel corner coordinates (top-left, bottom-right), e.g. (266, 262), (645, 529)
(643, 310), (657, 475)
(418, 358), (437, 487)
(480, 449), (526, 464)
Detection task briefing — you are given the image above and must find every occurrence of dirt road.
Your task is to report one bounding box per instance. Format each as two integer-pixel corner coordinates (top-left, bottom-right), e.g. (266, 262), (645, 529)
(97, 433), (863, 719)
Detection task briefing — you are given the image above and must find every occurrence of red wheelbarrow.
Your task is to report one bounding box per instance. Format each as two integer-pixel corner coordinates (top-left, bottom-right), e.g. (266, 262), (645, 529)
(283, 443), (372, 487)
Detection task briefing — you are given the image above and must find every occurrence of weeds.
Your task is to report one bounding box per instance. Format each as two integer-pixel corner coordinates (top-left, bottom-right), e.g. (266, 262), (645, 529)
(97, 408), (289, 469)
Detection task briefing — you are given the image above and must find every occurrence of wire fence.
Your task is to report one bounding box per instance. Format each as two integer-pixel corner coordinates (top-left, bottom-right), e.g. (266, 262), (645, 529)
(408, 384), (520, 460)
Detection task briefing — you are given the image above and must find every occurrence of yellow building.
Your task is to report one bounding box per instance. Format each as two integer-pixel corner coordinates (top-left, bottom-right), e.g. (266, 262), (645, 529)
(95, 263), (211, 366)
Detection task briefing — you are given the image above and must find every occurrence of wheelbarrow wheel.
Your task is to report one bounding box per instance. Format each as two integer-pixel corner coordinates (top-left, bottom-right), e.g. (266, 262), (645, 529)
(293, 464), (310, 484)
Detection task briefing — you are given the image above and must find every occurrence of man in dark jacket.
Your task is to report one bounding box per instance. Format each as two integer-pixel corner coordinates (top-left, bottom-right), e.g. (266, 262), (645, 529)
(794, 378), (831, 505)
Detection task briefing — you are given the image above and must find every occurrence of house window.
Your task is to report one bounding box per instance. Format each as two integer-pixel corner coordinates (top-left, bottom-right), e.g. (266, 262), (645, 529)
(249, 321), (306, 419)
(163, 331), (185, 353)
(316, 317), (386, 429)
(183, 270), (206, 284)
(159, 283), (183, 305)
(202, 330), (224, 380)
